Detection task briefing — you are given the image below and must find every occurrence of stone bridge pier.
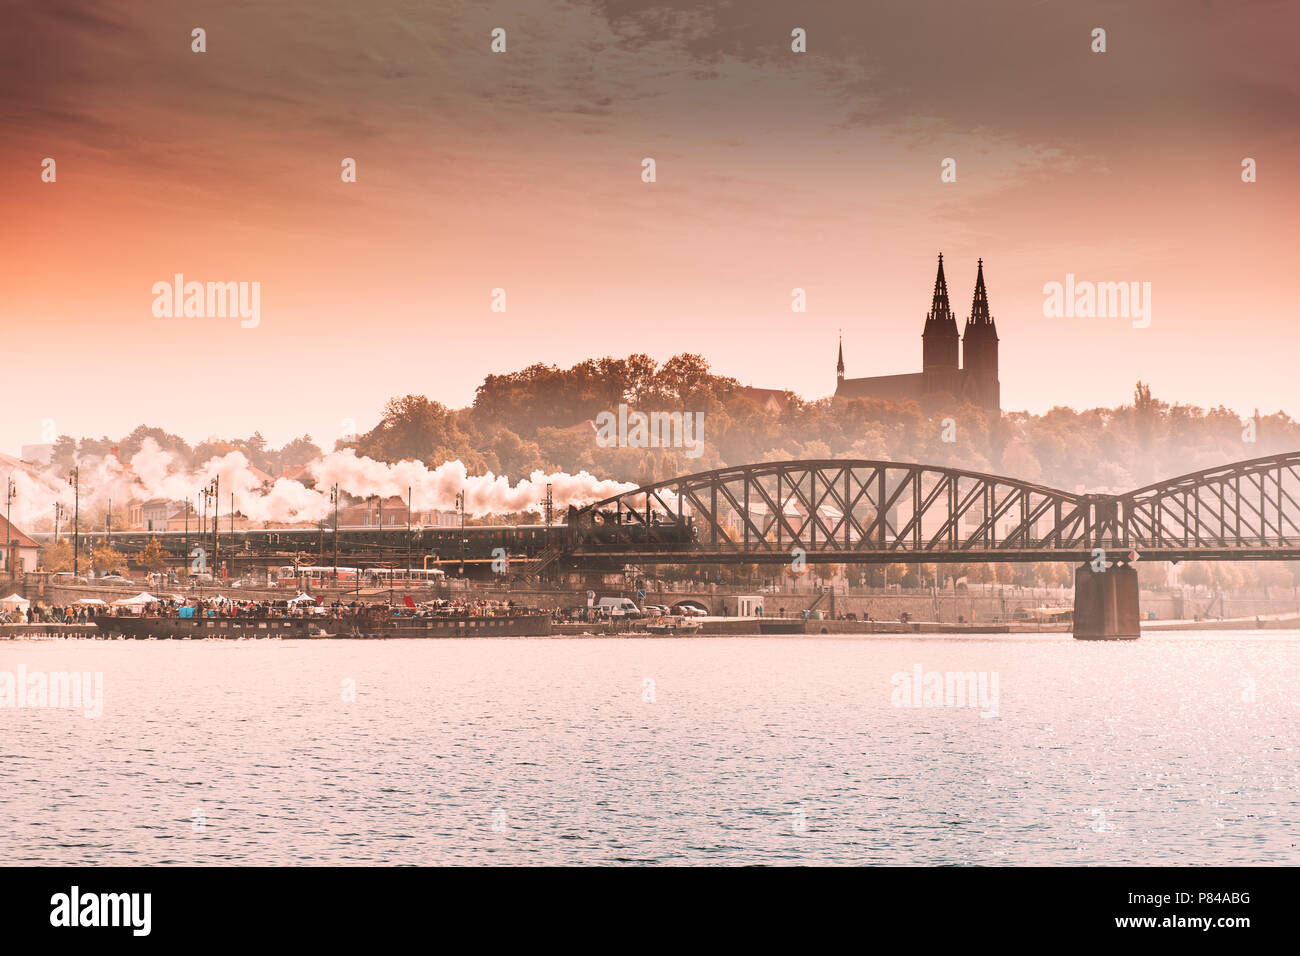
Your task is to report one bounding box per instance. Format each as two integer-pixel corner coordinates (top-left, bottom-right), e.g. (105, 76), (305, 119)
(1072, 563), (1141, 640)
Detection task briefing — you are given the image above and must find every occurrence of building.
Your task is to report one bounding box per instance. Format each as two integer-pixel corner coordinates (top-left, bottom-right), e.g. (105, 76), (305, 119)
(338, 495), (459, 530)
(165, 502), (201, 532)
(0, 515), (41, 575)
(140, 498), (174, 531)
(735, 387), (792, 415)
(835, 254), (1000, 416)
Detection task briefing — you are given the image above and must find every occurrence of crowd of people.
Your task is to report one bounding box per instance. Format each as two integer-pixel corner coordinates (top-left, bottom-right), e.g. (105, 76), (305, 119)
(1, 595), (547, 625)
(1, 604), (99, 625)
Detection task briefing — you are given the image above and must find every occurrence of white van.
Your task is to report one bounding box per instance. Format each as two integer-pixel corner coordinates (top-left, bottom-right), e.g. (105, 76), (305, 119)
(594, 596), (643, 618)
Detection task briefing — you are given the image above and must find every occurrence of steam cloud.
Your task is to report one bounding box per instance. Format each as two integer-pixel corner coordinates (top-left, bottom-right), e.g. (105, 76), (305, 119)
(8, 440), (638, 529)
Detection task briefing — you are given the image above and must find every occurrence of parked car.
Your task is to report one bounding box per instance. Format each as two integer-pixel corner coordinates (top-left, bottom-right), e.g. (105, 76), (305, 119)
(50, 571), (89, 584)
(594, 597), (643, 618)
(98, 574), (134, 585)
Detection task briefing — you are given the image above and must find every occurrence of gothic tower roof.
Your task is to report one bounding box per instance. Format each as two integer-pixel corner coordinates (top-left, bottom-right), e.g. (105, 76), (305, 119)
(964, 257), (998, 338)
(924, 253), (958, 332)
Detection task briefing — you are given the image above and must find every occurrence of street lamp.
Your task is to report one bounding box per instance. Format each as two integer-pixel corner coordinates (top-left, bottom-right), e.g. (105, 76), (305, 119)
(200, 477), (219, 579)
(211, 476), (219, 577)
(455, 491), (466, 575)
(330, 484), (339, 586)
(4, 476), (16, 576)
(67, 467), (80, 577)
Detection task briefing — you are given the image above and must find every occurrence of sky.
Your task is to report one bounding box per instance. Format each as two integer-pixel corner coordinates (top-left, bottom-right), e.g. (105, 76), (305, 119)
(2, 0), (1297, 456)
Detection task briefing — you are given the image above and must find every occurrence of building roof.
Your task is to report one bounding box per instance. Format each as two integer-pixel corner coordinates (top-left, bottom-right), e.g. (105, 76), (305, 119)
(0, 514), (40, 549)
(835, 372), (926, 403)
(735, 386), (791, 412)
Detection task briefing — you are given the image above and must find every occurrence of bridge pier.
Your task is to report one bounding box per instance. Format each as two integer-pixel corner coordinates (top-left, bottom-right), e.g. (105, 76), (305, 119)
(1072, 563), (1140, 640)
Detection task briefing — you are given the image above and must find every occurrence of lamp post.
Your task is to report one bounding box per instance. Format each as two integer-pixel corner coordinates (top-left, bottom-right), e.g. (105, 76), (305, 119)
(200, 486), (208, 562)
(330, 484), (339, 587)
(211, 475), (219, 577)
(455, 491), (466, 575)
(406, 485), (412, 584)
(54, 502), (64, 543)
(67, 467), (80, 577)
(4, 476), (16, 576)
(200, 478), (219, 579)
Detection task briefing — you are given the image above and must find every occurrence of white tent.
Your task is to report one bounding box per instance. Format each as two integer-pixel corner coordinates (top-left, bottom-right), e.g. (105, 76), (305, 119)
(1, 593), (30, 612)
(76, 597), (108, 605)
(288, 592), (317, 604)
(114, 592), (160, 606)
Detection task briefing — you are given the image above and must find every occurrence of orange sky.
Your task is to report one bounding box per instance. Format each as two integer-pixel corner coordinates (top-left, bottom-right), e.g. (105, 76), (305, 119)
(2, 0), (1298, 455)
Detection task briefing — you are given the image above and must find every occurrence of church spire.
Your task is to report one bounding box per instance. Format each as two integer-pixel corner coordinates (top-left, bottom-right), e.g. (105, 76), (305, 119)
(965, 257), (996, 332)
(836, 330), (845, 381)
(922, 252), (959, 372)
(931, 252), (951, 316)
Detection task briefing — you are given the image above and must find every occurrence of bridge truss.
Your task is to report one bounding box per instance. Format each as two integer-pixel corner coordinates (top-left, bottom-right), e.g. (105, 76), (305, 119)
(567, 453), (1300, 565)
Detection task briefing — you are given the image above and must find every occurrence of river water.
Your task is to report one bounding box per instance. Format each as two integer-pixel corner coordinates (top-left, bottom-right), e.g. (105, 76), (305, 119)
(1, 632), (1296, 865)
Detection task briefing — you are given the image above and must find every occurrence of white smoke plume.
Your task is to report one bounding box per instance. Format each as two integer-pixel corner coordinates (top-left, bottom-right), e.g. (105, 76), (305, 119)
(6, 441), (637, 529)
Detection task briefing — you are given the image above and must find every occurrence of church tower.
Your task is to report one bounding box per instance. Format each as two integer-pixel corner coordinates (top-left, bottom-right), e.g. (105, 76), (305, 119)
(921, 253), (960, 396)
(961, 258), (1000, 415)
(836, 332), (845, 383)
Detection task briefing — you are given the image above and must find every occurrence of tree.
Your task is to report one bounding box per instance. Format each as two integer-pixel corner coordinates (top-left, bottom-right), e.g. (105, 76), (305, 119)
(92, 546), (126, 575)
(138, 537), (170, 573)
(490, 428), (545, 479)
(41, 540), (74, 572)
(356, 396), (469, 463)
(1179, 562), (1211, 588)
(273, 435), (323, 472)
(120, 425), (193, 464)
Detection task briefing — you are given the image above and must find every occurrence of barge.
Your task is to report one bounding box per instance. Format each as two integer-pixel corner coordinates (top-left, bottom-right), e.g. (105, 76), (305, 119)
(96, 608), (553, 639)
(336, 608), (553, 638)
(96, 616), (316, 639)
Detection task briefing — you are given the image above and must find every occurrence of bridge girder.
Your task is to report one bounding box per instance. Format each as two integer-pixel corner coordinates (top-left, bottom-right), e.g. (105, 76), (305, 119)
(567, 453), (1300, 565)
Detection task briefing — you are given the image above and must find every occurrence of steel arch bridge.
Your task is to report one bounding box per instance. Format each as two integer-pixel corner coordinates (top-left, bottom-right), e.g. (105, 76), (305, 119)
(564, 452), (1300, 565)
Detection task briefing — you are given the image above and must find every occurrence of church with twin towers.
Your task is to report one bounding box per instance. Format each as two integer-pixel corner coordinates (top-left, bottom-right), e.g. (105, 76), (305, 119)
(835, 254), (1000, 416)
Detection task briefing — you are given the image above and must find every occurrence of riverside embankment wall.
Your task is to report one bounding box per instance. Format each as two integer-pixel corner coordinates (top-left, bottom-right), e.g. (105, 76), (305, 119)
(13, 575), (1299, 625)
